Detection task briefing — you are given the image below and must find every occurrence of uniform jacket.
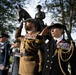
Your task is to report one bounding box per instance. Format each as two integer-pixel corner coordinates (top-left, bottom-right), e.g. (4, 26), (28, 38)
(42, 39), (70, 75)
(0, 42), (10, 69)
(15, 28), (44, 75)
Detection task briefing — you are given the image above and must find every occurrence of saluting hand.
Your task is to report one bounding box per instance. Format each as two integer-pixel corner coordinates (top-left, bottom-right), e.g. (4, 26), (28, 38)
(40, 27), (49, 36)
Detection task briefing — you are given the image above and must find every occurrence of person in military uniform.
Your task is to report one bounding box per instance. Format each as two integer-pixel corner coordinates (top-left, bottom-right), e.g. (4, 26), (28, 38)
(0, 32), (11, 75)
(39, 23), (74, 75)
(35, 5), (45, 30)
(10, 40), (20, 75)
(70, 40), (76, 75)
(15, 18), (44, 75)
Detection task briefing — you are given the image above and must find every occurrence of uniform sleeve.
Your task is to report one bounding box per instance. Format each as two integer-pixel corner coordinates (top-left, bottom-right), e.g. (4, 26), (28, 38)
(35, 34), (45, 73)
(3, 43), (11, 67)
(38, 49), (44, 72)
(15, 27), (24, 41)
(35, 34), (44, 43)
(15, 28), (21, 39)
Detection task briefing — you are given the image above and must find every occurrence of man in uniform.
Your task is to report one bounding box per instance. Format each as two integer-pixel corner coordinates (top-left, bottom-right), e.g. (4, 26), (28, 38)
(0, 32), (11, 75)
(10, 40), (20, 75)
(15, 18), (44, 75)
(39, 23), (74, 75)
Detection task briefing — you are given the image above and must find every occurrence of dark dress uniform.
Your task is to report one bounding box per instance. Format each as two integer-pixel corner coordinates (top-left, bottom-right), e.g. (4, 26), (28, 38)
(42, 39), (72, 75)
(15, 18), (44, 75)
(41, 23), (74, 75)
(0, 33), (10, 75)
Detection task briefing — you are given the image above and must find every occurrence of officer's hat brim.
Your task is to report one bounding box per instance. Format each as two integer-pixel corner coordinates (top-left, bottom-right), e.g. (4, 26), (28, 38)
(25, 18), (36, 24)
(48, 23), (66, 30)
(0, 32), (9, 38)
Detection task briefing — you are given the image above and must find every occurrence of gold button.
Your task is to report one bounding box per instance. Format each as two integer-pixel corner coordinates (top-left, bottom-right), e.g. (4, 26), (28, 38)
(47, 55), (49, 57)
(47, 49), (49, 51)
(50, 67), (52, 69)
(46, 66), (48, 68)
(51, 61), (53, 63)
(47, 60), (49, 62)
(52, 56), (54, 58)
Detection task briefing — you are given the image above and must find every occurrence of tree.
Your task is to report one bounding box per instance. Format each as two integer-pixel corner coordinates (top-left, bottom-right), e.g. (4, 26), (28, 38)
(0, 0), (25, 34)
(45, 0), (76, 41)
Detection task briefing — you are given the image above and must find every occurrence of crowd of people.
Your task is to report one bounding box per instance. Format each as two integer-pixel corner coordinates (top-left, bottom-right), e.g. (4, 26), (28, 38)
(0, 5), (76, 75)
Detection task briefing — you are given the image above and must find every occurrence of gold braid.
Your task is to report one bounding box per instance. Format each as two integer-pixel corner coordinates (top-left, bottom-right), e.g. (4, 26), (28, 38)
(53, 40), (74, 75)
(24, 39), (36, 50)
(60, 41), (74, 62)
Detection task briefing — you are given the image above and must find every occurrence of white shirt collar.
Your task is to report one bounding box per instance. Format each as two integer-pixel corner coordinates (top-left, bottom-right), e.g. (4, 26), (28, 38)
(54, 35), (63, 44)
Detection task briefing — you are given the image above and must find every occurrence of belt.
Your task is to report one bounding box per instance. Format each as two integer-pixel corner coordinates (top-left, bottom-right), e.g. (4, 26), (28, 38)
(21, 51), (37, 57)
(14, 53), (21, 57)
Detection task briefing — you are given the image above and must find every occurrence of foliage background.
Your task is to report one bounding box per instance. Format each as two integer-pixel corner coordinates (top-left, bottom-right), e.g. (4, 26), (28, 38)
(0, 0), (76, 42)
